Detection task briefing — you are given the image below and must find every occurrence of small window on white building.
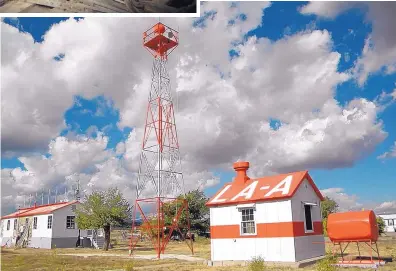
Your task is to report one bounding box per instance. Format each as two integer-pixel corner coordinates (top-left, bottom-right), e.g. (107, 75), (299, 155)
(47, 216), (53, 229)
(7, 220), (10, 231)
(66, 216), (75, 229)
(389, 219), (394, 226)
(33, 217), (38, 229)
(240, 208), (256, 235)
(13, 219), (17, 230)
(304, 204), (313, 232)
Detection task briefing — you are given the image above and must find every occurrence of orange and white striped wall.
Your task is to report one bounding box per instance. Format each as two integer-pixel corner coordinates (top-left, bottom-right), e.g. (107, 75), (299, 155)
(209, 178), (325, 262)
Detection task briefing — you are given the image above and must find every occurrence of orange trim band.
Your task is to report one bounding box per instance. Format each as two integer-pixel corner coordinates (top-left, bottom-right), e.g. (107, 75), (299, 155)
(211, 221), (323, 239)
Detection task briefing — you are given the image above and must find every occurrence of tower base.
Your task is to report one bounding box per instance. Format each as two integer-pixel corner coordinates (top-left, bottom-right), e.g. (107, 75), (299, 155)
(129, 197), (194, 258)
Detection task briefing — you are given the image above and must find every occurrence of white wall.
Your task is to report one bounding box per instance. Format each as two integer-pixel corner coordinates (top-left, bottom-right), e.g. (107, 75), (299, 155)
(211, 237), (296, 262)
(1, 219), (16, 238)
(294, 235), (325, 261)
(210, 199), (292, 226)
(52, 203), (80, 238)
(210, 200), (296, 262)
(291, 178), (325, 260)
(31, 214), (53, 238)
(291, 179), (322, 223)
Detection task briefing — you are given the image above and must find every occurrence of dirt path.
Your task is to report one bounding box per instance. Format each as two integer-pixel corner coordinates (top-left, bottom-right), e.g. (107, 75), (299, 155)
(61, 252), (206, 262)
(105, 262), (197, 271)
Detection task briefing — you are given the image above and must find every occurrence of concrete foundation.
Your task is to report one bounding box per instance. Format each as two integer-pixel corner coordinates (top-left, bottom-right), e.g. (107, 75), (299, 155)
(51, 237), (78, 248)
(335, 261), (386, 269)
(207, 255), (325, 268)
(29, 237), (52, 249)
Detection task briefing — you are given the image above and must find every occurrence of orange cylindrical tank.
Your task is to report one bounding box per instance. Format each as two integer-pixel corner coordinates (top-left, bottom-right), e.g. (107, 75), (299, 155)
(327, 210), (378, 242)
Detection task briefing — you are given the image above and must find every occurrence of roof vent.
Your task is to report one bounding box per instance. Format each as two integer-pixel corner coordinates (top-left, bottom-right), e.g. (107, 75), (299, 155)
(233, 161), (250, 185)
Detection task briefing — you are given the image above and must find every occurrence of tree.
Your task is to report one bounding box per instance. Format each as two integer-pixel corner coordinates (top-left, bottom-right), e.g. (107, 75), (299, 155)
(75, 188), (131, 251)
(321, 197), (339, 220)
(321, 197), (339, 236)
(163, 189), (210, 236)
(376, 217), (385, 236)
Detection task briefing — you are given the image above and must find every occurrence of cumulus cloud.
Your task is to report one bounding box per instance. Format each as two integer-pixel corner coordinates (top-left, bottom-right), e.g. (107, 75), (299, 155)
(299, 2), (396, 85)
(321, 187), (363, 211)
(299, 2), (359, 19)
(1, 133), (114, 213)
(375, 201), (396, 214)
(377, 141), (396, 159)
(321, 187), (396, 214)
(0, 2), (391, 213)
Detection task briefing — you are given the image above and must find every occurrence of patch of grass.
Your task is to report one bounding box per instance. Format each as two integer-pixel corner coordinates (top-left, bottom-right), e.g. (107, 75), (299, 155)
(315, 253), (337, 271)
(123, 260), (135, 271)
(248, 256), (266, 271)
(2, 233), (396, 271)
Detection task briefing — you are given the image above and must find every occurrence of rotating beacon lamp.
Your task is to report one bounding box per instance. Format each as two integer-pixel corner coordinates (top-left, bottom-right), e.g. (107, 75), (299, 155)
(129, 23), (193, 259)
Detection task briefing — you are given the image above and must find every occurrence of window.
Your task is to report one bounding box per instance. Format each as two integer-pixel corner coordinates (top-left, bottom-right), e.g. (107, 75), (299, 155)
(7, 220), (10, 231)
(66, 216), (75, 229)
(240, 208), (256, 235)
(389, 219), (394, 226)
(304, 204), (313, 232)
(47, 216), (53, 229)
(13, 219), (17, 230)
(33, 217), (38, 229)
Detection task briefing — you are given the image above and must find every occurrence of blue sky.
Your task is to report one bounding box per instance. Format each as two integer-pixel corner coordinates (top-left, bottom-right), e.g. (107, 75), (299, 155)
(2, 2), (396, 211)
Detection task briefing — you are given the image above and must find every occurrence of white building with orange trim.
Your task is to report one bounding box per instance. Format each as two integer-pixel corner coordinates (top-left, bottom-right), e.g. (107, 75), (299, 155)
(206, 162), (325, 263)
(0, 200), (89, 249)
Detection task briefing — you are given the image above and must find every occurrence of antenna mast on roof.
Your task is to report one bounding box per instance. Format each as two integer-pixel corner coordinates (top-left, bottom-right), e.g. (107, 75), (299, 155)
(64, 187), (68, 202)
(74, 179), (81, 201)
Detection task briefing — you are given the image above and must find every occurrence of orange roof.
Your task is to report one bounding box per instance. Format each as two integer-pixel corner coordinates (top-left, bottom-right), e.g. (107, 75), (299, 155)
(1, 200), (78, 220)
(206, 162), (324, 207)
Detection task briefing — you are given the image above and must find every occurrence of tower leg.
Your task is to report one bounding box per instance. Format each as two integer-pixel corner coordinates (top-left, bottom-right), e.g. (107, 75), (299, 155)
(157, 196), (161, 259)
(129, 201), (138, 256)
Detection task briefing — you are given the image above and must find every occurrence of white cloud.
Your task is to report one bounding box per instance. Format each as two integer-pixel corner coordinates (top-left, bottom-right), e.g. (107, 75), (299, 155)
(375, 201), (396, 214)
(1, 133), (114, 212)
(321, 187), (396, 214)
(299, 2), (358, 19)
(299, 2), (396, 85)
(321, 187), (363, 211)
(377, 141), (396, 159)
(1, 2), (391, 213)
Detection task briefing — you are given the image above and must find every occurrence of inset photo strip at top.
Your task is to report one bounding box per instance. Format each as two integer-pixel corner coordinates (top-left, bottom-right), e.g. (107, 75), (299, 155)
(0, 0), (197, 14)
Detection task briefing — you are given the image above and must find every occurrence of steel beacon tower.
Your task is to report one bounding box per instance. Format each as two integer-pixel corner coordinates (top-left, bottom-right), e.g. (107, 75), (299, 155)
(128, 22), (193, 259)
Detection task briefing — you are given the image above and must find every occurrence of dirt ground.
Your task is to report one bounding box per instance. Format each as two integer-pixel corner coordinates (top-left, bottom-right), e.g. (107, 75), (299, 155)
(1, 231), (395, 271)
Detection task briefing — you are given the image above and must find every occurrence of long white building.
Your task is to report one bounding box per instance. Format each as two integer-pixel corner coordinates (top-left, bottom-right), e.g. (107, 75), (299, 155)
(206, 161), (325, 263)
(377, 213), (396, 233)
(0, 200), (103, 249)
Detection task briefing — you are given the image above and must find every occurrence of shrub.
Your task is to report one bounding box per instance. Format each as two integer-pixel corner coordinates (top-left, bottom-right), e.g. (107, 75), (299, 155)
(124, 261), (134, 271)
(322, 218), (328, 237)
(376, 217), (385, 236)
(316, 253), (337, 271)
(248, 256), (266, 271)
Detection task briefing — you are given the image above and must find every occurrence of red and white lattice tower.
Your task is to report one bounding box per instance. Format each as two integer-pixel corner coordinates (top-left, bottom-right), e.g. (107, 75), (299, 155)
(129, 22), (193, 259)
